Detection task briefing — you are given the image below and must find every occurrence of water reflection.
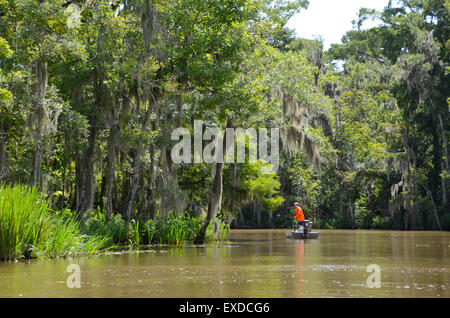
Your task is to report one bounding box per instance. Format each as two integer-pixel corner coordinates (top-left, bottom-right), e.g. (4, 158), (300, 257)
(0, 230), (448, 297)
(296, 241), (304, 296)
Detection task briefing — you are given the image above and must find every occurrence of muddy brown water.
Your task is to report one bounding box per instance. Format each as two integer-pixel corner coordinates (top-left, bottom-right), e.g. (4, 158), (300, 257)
(0, 230), (449, 297)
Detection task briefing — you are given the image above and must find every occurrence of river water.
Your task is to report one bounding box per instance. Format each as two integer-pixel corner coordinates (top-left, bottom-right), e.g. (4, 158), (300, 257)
(0, 230), (449, 297)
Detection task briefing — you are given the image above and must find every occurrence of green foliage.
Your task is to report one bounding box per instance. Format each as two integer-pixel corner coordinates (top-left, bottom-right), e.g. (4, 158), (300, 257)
(82, 211), (128, 245)
(287, 156), (320, 221)
(34, 216), (108, 259)
(127, 219), (140, 246)
(354, 196), (372, 229)
(153, 213), (191, 245)
(0, 185), (50, 260)
(249, 169), (282, 201)
(81, 210), (229, 247)
(0, 0), (447, 235)
(0, 184), (107, 261)
(440, 213), (450, 231)
(373, 215), (392, 230)
(142, 212), (226, 245)
(205, 218), (230, 243)
(0, 37), (13, 59)
(314, 218), (336, 230)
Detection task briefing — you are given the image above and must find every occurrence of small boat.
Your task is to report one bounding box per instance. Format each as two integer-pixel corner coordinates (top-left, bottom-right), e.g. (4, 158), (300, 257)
(286, 220), (320, 240)
(286, 231), (320, 239)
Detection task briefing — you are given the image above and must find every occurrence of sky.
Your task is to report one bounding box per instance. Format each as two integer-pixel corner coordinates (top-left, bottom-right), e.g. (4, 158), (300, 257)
(285, 0), (390, 49)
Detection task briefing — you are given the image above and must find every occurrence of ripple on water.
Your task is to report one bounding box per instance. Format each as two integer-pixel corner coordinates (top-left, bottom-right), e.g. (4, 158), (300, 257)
(309, 264), (366, 272)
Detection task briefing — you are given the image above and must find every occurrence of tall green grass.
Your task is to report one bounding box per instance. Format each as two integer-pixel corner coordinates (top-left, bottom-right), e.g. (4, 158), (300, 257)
(127, 219), (140, 246)
(0, 184), (229, 261)
(206, 219), (229, 243)
(34, 216), (109, 259)
(82, 211), (128, 245)
(142, 212), (202, 245)
(142, 212), (228, 245)
(0, 185), (49, 261)
(0, 185), (107, 261)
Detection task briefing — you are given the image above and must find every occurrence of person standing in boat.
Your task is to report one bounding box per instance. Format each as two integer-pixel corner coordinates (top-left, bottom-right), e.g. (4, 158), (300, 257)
(294, 202), (305, 230)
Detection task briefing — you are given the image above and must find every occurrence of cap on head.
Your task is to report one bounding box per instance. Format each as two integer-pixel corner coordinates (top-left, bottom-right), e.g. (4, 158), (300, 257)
(294, 202), (299, 206)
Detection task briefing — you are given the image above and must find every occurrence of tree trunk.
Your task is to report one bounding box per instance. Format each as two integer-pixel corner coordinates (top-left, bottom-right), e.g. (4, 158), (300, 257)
(0, 136), (6, 177)
(269, 210), (274, 228)
(32, 59), (48, 189)
(431, 122), (442, 206)
(75, 29), (107, 218)
(437, 113), (448, 208)
(122, 88), (161, 223)
(123, 142), (143, 223)
(238, 209), (245, 226)
(256, 202), (262, 228)
(194, 162), (224, 244)
(75, 123), (97, 218)
(194, 116), (232, 244)
(429, 100), (448, 209)
(401, 129), (420, 224)
(105, 118), (117, 221)
(177, 91), (183, 127)
(148, 143), (157, 219)
(105, 92), (121, 221)
(348, 200), (355, 229)
(427, 189), (441, 231)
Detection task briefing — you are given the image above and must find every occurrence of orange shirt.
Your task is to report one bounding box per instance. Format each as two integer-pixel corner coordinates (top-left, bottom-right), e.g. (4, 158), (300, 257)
(295, 206), (305, 222)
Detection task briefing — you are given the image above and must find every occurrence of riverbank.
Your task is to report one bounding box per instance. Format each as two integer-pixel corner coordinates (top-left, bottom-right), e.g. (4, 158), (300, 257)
(0, 185), (228, 261)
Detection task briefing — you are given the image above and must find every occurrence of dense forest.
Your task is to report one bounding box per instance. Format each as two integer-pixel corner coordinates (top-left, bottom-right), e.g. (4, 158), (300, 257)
(0, 0), (449, 253)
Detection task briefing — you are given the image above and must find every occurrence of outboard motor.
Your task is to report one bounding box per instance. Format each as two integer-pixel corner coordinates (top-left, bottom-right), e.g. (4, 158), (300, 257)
(303, 220), (310, 238)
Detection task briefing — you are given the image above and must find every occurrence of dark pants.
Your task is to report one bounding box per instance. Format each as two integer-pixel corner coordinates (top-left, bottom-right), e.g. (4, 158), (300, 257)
(298, 221), (305, 226)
